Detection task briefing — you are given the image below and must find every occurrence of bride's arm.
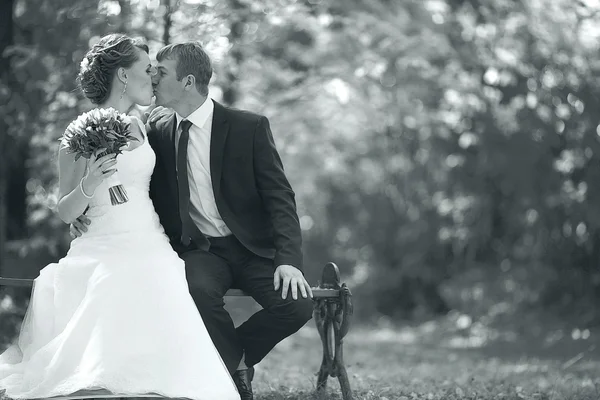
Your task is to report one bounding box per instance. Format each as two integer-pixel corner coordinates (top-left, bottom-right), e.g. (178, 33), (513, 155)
(56, 144), (117, 224)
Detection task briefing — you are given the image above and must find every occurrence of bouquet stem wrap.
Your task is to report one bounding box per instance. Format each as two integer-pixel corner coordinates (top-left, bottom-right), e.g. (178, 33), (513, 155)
(97, 150), (128, 205)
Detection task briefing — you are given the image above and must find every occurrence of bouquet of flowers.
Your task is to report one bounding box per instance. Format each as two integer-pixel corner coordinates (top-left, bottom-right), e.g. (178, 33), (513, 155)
(62, 108), (139, 205)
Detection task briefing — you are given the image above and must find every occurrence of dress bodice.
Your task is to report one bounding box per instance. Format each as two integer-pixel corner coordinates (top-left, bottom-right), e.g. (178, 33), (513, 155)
(81, 123), (164, 237)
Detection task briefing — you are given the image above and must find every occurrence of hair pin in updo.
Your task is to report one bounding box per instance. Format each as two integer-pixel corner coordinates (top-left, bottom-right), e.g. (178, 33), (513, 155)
(80, 57), (91, 71)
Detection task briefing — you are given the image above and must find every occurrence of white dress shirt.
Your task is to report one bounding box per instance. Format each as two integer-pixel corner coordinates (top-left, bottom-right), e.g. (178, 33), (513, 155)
(175, 99), (232, 238)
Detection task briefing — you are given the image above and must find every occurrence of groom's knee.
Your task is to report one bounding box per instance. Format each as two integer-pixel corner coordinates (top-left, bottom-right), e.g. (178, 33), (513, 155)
(189, 284), (225, 311)
(284, 297), (313, 330)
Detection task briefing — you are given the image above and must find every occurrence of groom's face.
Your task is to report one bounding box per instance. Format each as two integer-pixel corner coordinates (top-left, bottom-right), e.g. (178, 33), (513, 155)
(152, 58), (184, 108)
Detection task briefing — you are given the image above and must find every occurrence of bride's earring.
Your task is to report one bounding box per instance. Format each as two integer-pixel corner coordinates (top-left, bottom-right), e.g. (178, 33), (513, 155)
(120, 80), (127, 99)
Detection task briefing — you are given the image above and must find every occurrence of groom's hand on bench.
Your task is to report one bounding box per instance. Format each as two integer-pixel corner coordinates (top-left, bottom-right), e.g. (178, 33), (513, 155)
(69, 215), (91, 239)
(274, 265), (313, 300)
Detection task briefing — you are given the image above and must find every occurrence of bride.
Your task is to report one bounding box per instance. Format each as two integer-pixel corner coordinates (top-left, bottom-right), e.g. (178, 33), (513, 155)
(0, 34), (240, 400)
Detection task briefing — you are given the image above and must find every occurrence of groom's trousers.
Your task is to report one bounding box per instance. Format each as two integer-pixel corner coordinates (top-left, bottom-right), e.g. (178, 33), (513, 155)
(180, 235), (313, 376)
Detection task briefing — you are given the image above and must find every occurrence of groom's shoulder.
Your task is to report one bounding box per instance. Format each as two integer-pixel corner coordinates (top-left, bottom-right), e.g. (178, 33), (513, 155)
(219, 102), (265, 125)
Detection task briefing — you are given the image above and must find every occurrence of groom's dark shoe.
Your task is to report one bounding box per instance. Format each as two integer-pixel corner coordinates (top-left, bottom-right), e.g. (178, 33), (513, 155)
(232, 367), (254, 400)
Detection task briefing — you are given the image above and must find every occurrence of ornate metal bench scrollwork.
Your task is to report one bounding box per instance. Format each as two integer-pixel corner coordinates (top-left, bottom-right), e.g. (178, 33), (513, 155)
(313, 262), (353, 400)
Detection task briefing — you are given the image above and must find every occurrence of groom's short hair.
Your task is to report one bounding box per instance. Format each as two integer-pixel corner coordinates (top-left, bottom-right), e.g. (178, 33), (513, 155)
(157, 42), (212, 96)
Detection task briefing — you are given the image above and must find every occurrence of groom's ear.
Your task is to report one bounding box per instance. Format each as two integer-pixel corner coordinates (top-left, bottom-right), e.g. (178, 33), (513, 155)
(183, 74), (196, 91)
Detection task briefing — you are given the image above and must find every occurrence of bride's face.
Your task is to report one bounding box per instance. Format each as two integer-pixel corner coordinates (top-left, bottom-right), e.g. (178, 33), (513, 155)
(123, 49), (154, 107)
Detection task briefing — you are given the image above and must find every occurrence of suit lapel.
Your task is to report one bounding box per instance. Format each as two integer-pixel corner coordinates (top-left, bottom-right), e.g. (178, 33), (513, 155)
(165, 114), (177, 161)
(158, 114), (178, 191)
(210, 100), (229, 197)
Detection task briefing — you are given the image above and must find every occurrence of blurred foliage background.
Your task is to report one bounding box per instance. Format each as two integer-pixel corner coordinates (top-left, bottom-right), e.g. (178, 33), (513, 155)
(1, 0), (600, 349)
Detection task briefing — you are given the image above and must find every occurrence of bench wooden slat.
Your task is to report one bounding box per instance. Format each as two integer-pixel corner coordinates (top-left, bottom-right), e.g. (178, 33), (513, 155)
(0, 277), (340, 298)
(0, 278), (32, 287)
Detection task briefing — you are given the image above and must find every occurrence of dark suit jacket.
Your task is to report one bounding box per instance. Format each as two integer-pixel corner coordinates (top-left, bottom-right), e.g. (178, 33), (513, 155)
(147, 100), (303, 270)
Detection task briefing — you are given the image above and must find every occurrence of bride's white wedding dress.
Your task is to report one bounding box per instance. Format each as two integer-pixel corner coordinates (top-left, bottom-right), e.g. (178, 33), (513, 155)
(0, 121), (240, 400)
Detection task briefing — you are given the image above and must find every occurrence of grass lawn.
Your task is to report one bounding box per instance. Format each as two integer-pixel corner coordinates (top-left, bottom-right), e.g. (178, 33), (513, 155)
(252, 320), (600, 400)
(1, 295), (598, 400)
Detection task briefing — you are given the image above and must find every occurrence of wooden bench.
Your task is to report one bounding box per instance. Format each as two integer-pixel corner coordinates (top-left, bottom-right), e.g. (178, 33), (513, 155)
(0, 262), (354, 399)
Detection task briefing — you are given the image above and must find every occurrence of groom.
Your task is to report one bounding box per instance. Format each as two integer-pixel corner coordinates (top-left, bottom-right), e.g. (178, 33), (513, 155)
(147, 42), (312, 399)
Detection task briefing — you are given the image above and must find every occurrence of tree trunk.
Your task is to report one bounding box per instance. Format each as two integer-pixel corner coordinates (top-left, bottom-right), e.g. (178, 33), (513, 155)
(162, 0), (172, 45)
(0, 0), (15, 277)
(222, 0), (247, 105)
(118, 0), (131, 31)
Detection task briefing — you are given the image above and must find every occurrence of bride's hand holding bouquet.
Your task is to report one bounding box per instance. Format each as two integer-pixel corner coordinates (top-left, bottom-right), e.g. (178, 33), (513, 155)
(62, 107), (139, 205)
(80, 149), (119, 200)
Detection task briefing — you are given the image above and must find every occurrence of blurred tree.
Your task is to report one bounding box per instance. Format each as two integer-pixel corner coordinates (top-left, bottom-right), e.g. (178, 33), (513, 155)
(3, 0), (600, 330)
(0, 0), (15, 277)
(224, 0), (600, 320)
(161, 0), (173, 45)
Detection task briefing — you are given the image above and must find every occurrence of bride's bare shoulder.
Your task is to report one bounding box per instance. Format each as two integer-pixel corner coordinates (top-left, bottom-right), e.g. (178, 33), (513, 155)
(127, 116), (146, 139)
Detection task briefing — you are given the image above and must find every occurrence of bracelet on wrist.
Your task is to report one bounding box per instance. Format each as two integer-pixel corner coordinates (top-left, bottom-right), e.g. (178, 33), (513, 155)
(79, 170), (95, 199)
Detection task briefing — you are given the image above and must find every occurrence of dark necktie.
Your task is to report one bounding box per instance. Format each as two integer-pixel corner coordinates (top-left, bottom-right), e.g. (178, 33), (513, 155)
(176, 120), (208, 248)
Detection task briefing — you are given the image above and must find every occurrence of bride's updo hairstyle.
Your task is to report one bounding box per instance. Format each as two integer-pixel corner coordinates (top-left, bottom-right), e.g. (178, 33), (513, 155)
(78, 34), (149, 105)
